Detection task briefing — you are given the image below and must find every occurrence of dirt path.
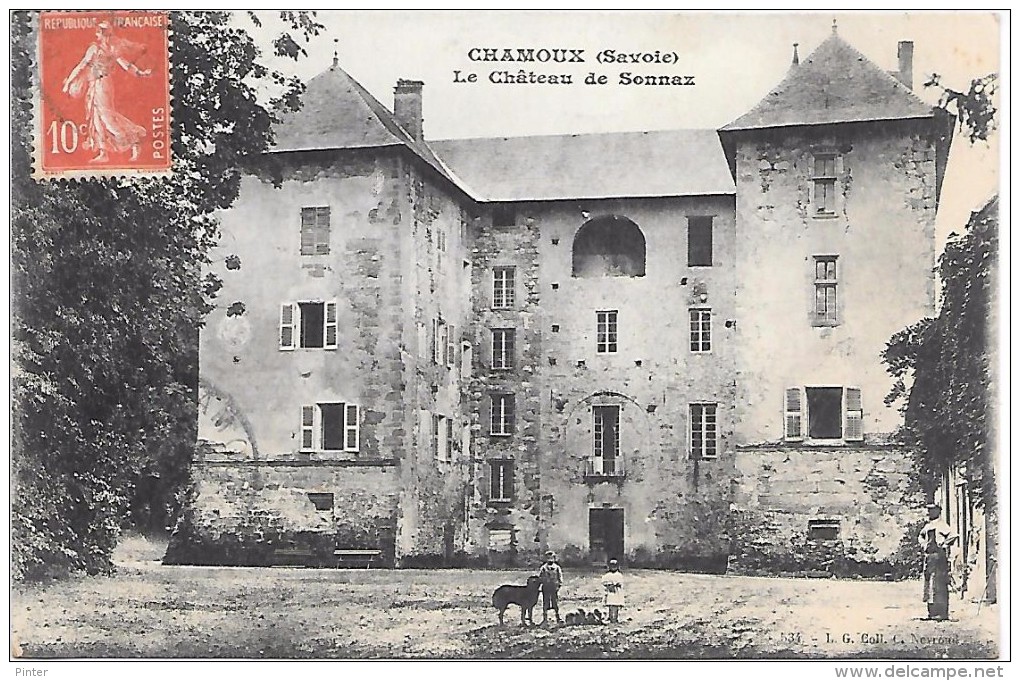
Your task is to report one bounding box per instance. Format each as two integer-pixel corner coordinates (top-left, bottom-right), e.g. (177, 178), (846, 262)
(11, 544), (999, 659)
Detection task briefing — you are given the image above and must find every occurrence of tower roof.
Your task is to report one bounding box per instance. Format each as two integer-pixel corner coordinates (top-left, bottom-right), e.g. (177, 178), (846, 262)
(720, 33), (935, 132)
(271, 63), (469, 196)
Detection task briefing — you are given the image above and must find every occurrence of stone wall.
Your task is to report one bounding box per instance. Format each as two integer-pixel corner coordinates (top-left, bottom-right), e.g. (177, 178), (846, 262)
(731, 120), (940, 444)
(466, 195), (738, 569)
(165, 458), (400, 566)
(729, 444), (924, 576)
(177, 149), (474, 567)
(396, 161), (474, 565)
(465, 205), (544, 566)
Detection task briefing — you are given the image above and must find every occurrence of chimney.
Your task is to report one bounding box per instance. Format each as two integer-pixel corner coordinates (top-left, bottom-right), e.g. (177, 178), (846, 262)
(896, 41), (914, 90)
(394, 79), (424, 142)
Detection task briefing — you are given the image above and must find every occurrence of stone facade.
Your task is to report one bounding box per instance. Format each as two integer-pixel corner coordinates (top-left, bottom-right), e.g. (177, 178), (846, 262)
(729, 444), (922, 576)
(168, 149), (474, 566)
(469, 196), (737, 570)
(172, 34), (951, 574)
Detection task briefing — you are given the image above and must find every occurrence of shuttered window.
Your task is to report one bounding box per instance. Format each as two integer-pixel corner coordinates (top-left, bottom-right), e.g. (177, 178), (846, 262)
(845, 387), (863, 442)
(300, 206), (330, 256)
(300, 402), (360, 452)
(300, 405), (315, 450)
(784, 387), (864, 443)
(280, 304), (296, 350)
(784, 388), (803, 441)
(281, 301), (339, 350)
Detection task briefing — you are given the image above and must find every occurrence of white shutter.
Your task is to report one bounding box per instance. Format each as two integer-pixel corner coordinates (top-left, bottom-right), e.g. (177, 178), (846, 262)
(447, 324), (456, 367)
(344, 403), (359, 452)
(845, 387), (864, 442)
(324, 301), (338, 349)
(280, 304), (296, 350)
(784, 388), (803, 441)
(431, 319), (440, 364)
(300, 405), (315, 450)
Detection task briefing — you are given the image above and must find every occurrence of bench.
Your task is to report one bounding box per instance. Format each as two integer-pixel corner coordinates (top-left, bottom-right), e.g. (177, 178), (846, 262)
(272, 548), (317, 567)
(333, 549), (383, 568)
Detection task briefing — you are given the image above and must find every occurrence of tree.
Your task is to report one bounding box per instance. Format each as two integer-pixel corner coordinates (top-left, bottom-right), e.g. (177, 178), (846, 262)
(924, 73), (998, 143)
(10, 11), (322, 580)
(883, 196), (998, 507)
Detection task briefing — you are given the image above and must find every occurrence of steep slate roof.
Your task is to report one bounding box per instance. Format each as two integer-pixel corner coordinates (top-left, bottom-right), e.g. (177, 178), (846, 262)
(431, 130), (734, 202)
(721, 33), (935, 131)
(272, 62), (469, 197)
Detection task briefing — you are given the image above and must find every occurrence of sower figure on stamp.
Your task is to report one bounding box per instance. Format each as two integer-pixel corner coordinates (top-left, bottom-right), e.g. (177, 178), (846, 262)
(919, 503), (958, 621)
(62, 21), (151, 163)
(538, 550), (563, 625)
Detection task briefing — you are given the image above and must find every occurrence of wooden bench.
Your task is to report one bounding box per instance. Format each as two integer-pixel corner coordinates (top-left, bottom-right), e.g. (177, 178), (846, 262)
(272, 548), (317, 567)
(333, 549), (383, 568)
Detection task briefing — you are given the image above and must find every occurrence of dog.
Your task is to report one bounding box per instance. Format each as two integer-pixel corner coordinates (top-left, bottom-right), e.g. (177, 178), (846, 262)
(492, 575), (542, 626)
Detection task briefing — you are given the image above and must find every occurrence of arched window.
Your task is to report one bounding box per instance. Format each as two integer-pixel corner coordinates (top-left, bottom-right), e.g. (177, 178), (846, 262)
(571, 215), (646, 277)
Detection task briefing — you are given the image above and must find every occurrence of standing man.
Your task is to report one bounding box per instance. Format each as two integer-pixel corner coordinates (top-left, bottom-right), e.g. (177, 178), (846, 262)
(538, 550), (563, 625)
(919, 503), (958, 621)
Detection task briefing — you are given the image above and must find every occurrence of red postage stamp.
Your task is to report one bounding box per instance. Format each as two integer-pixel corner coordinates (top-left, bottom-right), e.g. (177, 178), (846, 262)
(36, 10), (171, 178)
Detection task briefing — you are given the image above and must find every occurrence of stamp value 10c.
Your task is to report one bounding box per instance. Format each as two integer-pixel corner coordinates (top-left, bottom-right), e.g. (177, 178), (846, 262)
(36, 10), (171, 178)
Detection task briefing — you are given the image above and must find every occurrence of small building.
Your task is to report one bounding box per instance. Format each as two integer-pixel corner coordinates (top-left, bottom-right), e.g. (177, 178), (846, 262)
(168, 31), (953, 574)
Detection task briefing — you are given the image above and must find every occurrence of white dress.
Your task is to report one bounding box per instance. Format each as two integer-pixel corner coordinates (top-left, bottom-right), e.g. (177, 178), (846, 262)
(602, 571), (624, 607)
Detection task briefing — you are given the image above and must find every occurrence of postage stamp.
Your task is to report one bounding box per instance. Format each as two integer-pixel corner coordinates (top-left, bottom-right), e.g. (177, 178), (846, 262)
(35, 10), (171, 178)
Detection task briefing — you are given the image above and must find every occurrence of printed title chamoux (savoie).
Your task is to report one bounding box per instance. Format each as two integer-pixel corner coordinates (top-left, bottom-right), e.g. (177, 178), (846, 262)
(454, 47), (695, 86)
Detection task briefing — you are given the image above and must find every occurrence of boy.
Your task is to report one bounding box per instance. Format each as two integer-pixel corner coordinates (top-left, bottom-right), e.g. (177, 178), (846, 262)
(538, 550), (563, 624)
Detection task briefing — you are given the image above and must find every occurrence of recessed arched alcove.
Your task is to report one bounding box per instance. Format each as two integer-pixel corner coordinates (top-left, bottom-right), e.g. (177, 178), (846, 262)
(571, 215), (646, 277)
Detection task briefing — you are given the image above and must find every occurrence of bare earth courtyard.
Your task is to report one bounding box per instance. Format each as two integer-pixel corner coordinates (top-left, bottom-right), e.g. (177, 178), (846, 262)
(11, 538), (997, 660)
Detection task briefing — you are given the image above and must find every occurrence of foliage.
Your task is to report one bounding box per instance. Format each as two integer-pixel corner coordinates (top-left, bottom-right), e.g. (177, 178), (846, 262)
(883, 197), (998, 507)
(10, 11), (322, 580)
(924, 73), (998, 143)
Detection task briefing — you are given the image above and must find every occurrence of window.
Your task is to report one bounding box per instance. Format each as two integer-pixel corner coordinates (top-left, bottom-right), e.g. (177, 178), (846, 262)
(690, 403), (718, 459)
(572, 215), (646, 277)
(596, 310), (618, 354)
(592, 406), (621, 474)
(489, 460), (514, 501)
(808, 519), (841, 541)
(687, 216), (713, 267)
(785, 386), (864, 442)
(807, 387), (842, 439)
(492, 267), (515, 308)
(300, 206), (330, 255)
(433, 414), (451, 462)
(432, 318), (448, 365)
(491, 328), (515, 370)
(437, 226), (447, 253)
(300, 402), (359, 452)
(461, 341), (473, 379)
(492, 205), (516, 227)
(306, 493), (334, 511)
(488, 528), (514, 549)
(280, 302), (338, 350)
(813, 256), (839, 325)
(490, 393), (515, 436)
(812, 154), (837, 215)
(689, 308), (711, 352)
